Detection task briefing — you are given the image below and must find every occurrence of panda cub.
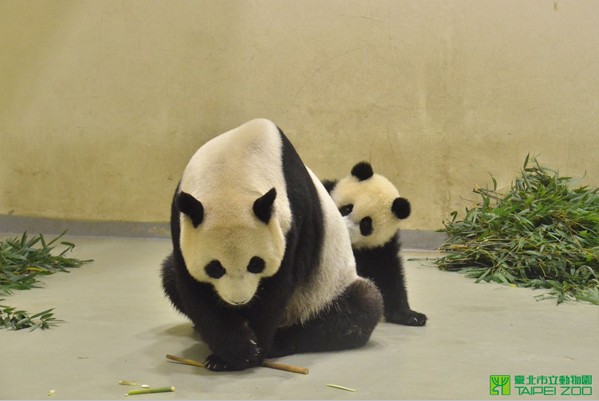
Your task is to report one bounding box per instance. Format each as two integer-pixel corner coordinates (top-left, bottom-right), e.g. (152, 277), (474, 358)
(161, 119), (383, 371)
(324, 162), (427, 326)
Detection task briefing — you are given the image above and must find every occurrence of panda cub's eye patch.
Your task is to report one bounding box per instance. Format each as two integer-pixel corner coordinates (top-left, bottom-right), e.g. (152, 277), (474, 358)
(205, 260), (226, 279)
(339, 204), (353, 216)
(247, 256), (266, 274)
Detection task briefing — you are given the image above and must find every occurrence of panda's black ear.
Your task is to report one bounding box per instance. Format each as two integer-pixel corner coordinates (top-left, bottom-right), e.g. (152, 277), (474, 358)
(253, 188), (277, 224)
(351, 162), (374, 181)
(392, 197), (411, 220)
(322, 179), (338, 193)
(177, 192), (204, 228)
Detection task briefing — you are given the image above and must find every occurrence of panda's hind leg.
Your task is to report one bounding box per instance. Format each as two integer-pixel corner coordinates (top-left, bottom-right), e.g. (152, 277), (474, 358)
(268, 278), (383, 358)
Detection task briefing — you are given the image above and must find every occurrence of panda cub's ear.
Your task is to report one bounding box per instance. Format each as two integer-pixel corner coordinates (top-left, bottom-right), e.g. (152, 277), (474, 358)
(253, 188), (277, 224)
(177, 192), (204, 228)
(392, 197), (411, 220)
(351, 161), (374, 181)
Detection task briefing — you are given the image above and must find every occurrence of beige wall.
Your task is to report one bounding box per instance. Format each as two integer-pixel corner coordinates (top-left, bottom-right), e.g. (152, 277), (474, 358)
(2, 0), (599, 231)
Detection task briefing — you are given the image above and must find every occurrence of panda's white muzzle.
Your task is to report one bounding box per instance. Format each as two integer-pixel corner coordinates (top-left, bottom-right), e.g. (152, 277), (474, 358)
(213, 274), (260, 306)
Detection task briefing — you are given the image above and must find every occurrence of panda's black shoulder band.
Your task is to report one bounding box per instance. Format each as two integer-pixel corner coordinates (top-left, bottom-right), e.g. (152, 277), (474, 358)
(351, 161), (374, 181)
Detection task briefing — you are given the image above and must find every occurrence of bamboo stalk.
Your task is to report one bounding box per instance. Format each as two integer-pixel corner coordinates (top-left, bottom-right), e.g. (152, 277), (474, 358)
(165, 354), (309, 375)
(118, 380), (140, 386)
(261, 361), (309, 375)
(126, 386), (175, 396)
(326, 383), (357, 392)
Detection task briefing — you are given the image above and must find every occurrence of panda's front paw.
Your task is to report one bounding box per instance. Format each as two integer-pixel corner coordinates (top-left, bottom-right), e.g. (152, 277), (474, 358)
(204, 354), (233, 371)
(204, 351), (263, 371)
(386, 310), (427, 326)
(204, 340), (263, 371)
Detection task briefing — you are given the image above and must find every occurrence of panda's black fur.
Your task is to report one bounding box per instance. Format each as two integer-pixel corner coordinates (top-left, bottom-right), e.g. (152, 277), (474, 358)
(161, 120), (383, 371)
(353, 232), (426, 326)
(324, 162), (427, 326)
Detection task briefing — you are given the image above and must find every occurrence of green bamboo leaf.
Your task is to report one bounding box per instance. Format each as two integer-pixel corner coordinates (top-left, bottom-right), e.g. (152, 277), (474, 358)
(437, 155), (599, 305)
(0, 232), (92, 330)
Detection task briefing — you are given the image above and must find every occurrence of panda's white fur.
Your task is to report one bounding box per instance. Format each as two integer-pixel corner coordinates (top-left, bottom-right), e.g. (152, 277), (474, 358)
(179, 119), (290, 305)
(280, 168), (358, 326)
(179, 118), (357, 320)
(330, 173), (404, 249)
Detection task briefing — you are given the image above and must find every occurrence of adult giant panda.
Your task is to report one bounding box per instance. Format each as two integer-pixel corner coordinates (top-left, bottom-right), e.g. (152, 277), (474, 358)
(161, 119), (383, 371)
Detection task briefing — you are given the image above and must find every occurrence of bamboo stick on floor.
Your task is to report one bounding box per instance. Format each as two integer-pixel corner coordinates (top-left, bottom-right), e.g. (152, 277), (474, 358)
(165, 354), (309, 375)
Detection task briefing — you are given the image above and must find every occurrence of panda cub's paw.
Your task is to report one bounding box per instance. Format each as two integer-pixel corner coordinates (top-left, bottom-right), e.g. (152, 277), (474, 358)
(386, 310), (427, 326)
(204, 340), (263, 371)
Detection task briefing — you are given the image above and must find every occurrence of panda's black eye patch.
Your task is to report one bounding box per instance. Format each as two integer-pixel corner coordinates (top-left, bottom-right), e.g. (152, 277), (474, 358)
(360, 216), (373, 236)
(247, 256), (265, 274)
(205, 260), (226, 279)
(339, 204), (353, 216)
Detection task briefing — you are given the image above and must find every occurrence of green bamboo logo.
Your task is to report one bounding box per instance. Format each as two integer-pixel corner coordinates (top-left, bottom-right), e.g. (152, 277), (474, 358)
(490, 375), (511, 395)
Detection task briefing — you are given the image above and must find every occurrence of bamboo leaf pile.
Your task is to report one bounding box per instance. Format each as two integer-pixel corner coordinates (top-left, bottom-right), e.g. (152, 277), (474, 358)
(0, 232), (92, 330)
(0, 304), (61, 331)
(436, 155), (599, 304)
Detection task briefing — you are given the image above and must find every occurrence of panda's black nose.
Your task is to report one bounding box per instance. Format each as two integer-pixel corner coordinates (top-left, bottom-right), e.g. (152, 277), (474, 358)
(360, 217), (373, 236)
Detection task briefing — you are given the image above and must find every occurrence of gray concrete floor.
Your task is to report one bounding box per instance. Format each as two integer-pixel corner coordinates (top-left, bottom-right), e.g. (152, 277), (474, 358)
(1, 236), (597, 400)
